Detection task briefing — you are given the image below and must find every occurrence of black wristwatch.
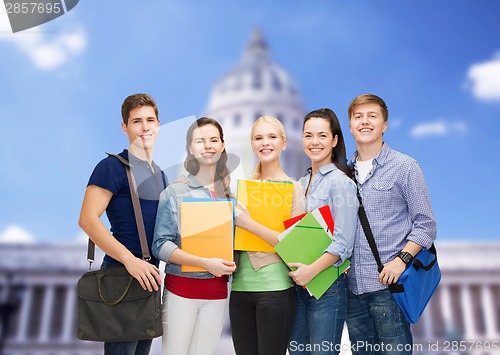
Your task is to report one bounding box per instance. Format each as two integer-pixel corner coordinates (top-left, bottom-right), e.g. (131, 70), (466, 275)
(397, 251), (413, 265)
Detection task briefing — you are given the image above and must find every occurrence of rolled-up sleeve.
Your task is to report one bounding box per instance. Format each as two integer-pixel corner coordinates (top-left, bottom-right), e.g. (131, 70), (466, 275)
(152, 187), (180, 263)
(404, 161), (437, 249)
(325, 177), (359, 266)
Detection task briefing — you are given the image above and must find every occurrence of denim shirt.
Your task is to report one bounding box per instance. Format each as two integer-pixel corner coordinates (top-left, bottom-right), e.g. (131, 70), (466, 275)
(299, 164), (358, 267)
(152, 174), (217, 279)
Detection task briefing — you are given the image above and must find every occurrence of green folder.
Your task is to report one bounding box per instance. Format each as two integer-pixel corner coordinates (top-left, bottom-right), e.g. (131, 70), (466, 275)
(274, 212), (350, 300)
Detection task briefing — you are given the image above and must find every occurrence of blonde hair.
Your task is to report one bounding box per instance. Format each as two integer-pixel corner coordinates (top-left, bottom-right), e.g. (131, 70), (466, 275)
(250, 115), (287, 179)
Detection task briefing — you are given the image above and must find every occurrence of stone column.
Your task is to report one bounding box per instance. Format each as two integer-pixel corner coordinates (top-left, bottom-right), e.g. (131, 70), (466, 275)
(39, 285), (55, 342)
(15, 285), (33, 342)
(61, 285), (76, 341)
(481, 285), (498, 340)
(460, 285), (476, 340)
(439, 285), (455, 337)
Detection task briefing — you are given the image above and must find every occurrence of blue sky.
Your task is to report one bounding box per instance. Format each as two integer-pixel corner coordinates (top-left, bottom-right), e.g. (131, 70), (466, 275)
(0, 1), (499, 244)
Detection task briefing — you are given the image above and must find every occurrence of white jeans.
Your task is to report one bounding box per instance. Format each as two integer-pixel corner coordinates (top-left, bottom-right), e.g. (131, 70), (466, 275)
(161, 290), (228, 355)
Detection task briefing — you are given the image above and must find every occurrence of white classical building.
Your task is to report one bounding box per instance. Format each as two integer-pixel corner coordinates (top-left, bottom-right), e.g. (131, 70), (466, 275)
(1, 242), (499, 355)
(204, 29), (309, 180)
(1, 31), (499, 355)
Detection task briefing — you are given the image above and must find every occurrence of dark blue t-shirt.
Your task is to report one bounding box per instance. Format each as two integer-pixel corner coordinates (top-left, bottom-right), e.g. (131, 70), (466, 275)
(87, 149), (168, 267)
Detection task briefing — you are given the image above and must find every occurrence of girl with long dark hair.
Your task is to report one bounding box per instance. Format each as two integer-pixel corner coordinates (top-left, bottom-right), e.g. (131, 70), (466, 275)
(288, 108), (358, 355)
(152, 117), (236, 355)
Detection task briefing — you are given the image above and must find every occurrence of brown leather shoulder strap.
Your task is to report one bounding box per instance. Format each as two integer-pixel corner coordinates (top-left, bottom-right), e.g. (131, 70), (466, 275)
(86, 153), (150, 268)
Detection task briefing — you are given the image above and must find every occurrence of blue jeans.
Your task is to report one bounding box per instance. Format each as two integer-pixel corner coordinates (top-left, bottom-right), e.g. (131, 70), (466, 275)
(288, 273), (347, 355)
(104, 340), (152, 355)
(346, 288), (412, 355)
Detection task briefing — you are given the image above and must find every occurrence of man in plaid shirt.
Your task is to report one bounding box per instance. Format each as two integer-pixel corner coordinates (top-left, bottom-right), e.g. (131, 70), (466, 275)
(346, 94), (436, 354)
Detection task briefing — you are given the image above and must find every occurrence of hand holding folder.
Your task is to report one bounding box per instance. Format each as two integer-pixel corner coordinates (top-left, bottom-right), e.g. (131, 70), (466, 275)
(180, 198), (235, 272)
(275, 206), (350, 300)
(234, 179), (294, 252)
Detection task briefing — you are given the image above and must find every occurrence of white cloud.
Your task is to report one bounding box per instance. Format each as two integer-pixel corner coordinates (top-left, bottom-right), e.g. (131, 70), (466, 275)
(466, 53), (500, 101)
(0, 26), (87, 70)
(0, 225), (36, 244)
(411, 120), (467, 138)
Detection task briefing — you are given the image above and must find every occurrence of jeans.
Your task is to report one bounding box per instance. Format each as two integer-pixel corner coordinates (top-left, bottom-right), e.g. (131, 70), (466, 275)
(104, 340), (152, 355)
(100, 261), (153, 355)
(162, 290), (228, 355)
(229, 288), (296, 355)
(346, 288), (413, 355)
(288, 273), (347, 355)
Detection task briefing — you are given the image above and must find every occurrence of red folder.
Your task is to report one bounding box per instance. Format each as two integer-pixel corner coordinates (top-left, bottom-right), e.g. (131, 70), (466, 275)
(283, 205), (334, 234)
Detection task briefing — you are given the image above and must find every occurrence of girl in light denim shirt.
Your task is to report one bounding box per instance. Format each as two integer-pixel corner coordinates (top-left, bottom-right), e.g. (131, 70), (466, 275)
(288, 109), (358, 355)
(152, 117), (236, 355)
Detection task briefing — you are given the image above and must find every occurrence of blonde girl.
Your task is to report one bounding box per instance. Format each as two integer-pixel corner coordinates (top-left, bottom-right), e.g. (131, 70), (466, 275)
(230, 115), (305, 355)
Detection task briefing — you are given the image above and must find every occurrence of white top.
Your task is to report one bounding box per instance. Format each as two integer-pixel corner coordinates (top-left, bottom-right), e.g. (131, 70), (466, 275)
(356, 157), (374, 184)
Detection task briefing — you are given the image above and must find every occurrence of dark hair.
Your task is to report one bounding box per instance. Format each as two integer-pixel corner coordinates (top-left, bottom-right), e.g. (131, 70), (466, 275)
(184, 117), (231, 198)
(348, 94), (388, 122)
(121, 93), (159, 124)
(303, 108), (352, 178)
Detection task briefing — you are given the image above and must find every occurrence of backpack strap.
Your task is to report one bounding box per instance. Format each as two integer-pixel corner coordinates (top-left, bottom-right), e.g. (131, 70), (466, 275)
(352, 174), (384, 273)
(86, 153), (151, 268)
(106, 152), (133, 167)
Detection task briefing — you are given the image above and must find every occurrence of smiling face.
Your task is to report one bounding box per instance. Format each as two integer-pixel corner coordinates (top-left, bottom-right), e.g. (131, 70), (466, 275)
(349, 103), (387, 148)
(121, 105), (160, 153)
(302, 117), (338, 170)
(251, 121), (287, 164)
(189, 124), (225, 167)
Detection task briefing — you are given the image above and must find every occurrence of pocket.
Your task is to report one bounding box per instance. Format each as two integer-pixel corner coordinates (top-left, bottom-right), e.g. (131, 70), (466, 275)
(370, 178), (394, 191)
(309, 193), (328, 203)
(366, 178), (400, 210)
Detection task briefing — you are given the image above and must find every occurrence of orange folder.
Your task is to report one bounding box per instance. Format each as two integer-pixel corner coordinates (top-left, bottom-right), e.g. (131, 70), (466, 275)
(180, 198), (234, 272)
(234, 179), (294, 252)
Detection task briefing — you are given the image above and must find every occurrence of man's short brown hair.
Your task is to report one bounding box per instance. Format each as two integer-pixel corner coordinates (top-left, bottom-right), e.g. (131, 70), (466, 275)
(348, 94), (388, 122)
(121, 93), (158, 124)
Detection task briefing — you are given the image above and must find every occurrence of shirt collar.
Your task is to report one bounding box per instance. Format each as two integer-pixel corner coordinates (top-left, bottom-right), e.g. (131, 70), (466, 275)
(351, 143), (390, 167)
(305, 163), (338, 176)
(186, 174), (204, 188)
(123, 149), (161, 172)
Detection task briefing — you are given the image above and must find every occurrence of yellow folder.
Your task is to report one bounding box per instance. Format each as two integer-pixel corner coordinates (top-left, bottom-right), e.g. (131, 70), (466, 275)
(234, 179), (294, 252)
(180, 198), (234, 272)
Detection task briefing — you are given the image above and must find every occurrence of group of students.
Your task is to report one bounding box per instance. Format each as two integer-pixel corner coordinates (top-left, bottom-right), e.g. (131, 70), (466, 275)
(78, 93), (436, 355)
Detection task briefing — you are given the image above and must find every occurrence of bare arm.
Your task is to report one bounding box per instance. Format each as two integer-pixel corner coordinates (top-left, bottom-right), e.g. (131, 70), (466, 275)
(78, 185), (161, 291)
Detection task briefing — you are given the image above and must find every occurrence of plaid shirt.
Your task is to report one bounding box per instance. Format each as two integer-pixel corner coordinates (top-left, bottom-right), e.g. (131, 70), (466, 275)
(347, 144), (437, 295)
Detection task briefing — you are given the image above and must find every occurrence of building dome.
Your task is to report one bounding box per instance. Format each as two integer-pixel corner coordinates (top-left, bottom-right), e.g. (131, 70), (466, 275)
(206, 29), (305, 116)
(204, 29), (308, 179)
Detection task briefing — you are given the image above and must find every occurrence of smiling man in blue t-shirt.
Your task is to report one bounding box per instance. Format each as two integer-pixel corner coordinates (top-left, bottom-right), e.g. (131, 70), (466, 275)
(78, 93), (168, 355)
